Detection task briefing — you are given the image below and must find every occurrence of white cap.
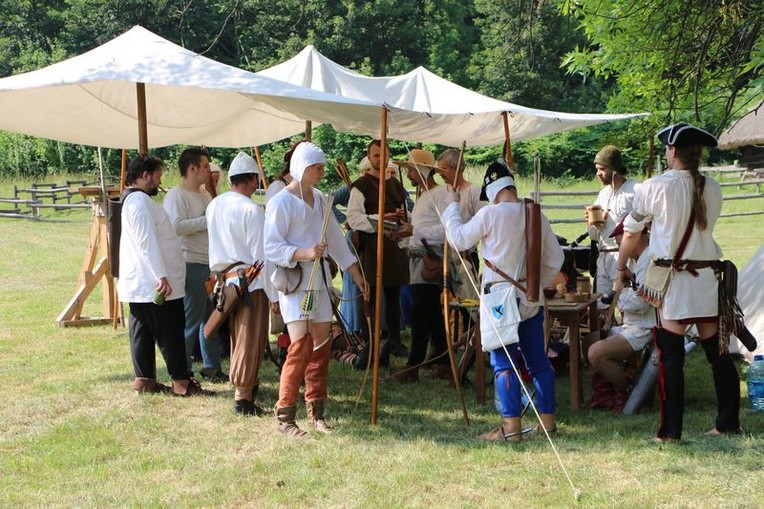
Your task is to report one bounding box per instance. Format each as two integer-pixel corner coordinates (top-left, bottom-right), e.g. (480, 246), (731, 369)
(290, 142), (326, 182)
(209, 163), (221, 174)
(228, 152), (259, 180)
(359, 156), (372, 172)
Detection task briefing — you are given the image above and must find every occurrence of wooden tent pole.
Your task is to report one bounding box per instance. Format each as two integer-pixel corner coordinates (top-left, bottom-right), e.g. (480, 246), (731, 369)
(120, 149), (127, 192)
(305, 120), (313, 141)
(253, 146), (269, 190)
(502, 111), (515, 169)
(371, 107), (388, 426)
(136, 83), (148, 155)
(647, 134), (654, 179)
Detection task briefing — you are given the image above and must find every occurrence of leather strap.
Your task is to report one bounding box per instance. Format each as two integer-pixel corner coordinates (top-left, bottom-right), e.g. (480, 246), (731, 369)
(484, 259), (528, 294)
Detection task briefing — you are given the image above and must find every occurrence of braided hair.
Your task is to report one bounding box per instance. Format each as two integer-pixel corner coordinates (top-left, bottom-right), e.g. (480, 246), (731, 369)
(673, 144), (707, 230)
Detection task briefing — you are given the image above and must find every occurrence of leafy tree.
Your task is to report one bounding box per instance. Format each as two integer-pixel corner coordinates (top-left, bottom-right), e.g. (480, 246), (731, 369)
(559, 0), (764, 134)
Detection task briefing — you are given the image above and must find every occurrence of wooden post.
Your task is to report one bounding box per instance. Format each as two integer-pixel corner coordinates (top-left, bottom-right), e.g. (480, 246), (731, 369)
(253, 146), (269, 191)
(371, 107), (388, 426)
(647, 134), (654, 179)
(120, 149), (127, 191)
(304, 120), (312, 141)
(136, 83), (148, 155)
(502, 111), (514, 169)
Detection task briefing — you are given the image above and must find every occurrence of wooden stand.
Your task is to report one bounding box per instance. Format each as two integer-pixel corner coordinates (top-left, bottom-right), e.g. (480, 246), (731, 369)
(56, 187), (119, 327)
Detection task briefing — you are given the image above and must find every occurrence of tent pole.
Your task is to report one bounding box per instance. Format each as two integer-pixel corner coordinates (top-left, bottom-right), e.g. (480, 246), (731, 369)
(253, 146), (269, 190)
(647, 134), (654, 179)
(371, 107), (388, 426)
(502, 111), (514, 169)
(305, 120), (312, 141)
(120, 149), (127, 192)
(136, 83), (148, 155)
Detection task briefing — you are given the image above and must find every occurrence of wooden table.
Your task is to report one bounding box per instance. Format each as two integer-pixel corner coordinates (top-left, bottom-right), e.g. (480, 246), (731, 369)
(546, 294), (600, 410)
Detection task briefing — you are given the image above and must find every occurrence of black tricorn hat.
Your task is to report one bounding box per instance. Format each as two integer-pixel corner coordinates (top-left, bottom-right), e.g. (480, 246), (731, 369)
(657, 123), (717, 148)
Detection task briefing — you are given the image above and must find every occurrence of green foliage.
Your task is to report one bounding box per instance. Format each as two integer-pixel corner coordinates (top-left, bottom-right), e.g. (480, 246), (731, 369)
(559, 0), (764, 133)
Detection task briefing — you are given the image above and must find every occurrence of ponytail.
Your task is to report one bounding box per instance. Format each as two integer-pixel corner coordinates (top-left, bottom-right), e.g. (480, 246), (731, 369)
(674, 144), (707, 230)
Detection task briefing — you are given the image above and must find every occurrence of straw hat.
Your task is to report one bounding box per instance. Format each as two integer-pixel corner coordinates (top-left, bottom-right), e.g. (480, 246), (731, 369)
(393, 149), (439, 174)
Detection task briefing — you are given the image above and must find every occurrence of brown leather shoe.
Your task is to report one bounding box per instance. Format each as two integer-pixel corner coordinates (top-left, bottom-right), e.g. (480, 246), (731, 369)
(171, 378), (209, 397)
(132, 377), (171, 394)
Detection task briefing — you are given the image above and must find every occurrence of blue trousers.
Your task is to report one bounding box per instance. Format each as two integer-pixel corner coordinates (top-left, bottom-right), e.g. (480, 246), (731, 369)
(184, 263), (222, 372)
(490, 308), (555, 417)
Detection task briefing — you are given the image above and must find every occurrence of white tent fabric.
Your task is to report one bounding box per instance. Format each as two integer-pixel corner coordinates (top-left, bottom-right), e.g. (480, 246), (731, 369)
(0, 26), (394, 149)
(730, 243), (764, 362)
(257, 45), (647, 147)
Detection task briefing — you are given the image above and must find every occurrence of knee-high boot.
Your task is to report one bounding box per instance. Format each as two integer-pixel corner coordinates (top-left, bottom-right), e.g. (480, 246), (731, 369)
(654, 328), (685, 440)
(700, 334), (741, 433)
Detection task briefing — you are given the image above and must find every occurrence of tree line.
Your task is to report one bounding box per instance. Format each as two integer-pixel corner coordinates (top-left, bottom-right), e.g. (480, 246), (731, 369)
(0, 0), (761, 185)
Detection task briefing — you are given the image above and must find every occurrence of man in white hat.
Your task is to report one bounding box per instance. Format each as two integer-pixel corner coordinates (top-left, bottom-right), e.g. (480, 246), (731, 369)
(200, 162), (222, 199)
(163, 147), (228, 384)
(206, 151), (274, 416)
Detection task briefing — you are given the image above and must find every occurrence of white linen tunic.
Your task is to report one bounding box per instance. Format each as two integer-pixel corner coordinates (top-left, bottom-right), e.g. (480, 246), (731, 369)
(441, 201), (564, 305)
(615, 248), (657, 350)
(117, 191), (186, 303)
(623, 169), (723, 320)
(409, 185), (449, 284)
(264, 188), (357, 323)
(265, 179), (287, 204)
(206, 191), (270, 296)
(163, 187), (210, 264)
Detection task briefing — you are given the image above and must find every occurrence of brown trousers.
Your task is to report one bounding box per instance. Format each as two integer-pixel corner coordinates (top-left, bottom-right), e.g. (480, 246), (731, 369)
(277, 332), (332, 408)
(229, 289), (268, 401)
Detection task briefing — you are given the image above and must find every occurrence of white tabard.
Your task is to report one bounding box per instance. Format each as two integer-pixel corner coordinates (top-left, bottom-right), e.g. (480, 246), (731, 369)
(623, 169), (723, 320)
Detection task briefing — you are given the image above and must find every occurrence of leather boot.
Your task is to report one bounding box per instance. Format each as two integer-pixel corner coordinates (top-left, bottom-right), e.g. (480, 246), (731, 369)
(700, 334), (741, 434)
(306, 399), (334, 434)
(352, 344), (370, 371)
(654, 328), (685, 440)
(132, 377), (170, 394)
(275, 405), (309, 438)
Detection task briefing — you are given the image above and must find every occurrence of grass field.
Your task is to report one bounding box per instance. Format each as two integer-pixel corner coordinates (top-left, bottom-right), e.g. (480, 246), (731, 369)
(1, 173), (763, 507)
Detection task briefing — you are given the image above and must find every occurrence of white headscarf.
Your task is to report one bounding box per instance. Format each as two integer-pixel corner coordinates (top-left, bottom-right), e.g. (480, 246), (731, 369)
(290, 142), (326, 182)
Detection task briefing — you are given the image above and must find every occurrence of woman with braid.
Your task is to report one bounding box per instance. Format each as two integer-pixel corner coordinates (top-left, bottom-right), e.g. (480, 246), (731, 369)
(618, 124), (740, 441)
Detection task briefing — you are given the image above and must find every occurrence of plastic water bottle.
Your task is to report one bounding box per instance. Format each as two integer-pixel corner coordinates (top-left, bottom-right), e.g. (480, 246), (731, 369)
(747, 355), (764, 411)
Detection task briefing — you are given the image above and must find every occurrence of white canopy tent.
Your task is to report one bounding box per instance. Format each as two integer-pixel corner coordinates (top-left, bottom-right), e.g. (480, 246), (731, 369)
(731, 243), (764, 361)
(257, 45), (647, 147)
(0, 26), (399, 149)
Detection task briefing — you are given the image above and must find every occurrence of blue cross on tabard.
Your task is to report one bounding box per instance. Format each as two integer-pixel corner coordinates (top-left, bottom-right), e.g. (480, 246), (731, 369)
(492, 304), (504, 319)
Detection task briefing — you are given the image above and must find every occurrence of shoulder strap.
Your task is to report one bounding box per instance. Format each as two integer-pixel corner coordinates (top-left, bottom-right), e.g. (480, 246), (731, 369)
(484, 259), (528, 294)
(671, 208), (696, 270)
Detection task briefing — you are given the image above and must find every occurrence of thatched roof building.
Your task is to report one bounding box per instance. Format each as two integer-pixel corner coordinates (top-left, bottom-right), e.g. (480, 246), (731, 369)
(718, 99), (764, 150)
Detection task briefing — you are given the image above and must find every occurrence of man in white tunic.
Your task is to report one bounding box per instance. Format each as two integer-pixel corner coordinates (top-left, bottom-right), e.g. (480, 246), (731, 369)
(392, 150), (451, 383)
(435, 147), (484, 302)
(265, 142), (368, 437)
(163, 147), (227, 383)
(442, 160), (563, 441)
(118, 154), (204, 396)
(618, 123), (739, 441)
(586, 145), (638, 309)
(206, 152), (272, 416)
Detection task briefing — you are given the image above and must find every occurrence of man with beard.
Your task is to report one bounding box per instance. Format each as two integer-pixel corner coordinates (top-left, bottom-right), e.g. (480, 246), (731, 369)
(118, 154), (205, 396)
(586, 146), (638, 310)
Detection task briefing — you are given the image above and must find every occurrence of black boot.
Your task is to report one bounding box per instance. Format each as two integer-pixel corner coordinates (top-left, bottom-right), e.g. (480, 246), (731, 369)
(379, 341), (392, 368)
(700, 334), (741, 433)
(353, 344), (370, 371)
(654, 328), (686, 440)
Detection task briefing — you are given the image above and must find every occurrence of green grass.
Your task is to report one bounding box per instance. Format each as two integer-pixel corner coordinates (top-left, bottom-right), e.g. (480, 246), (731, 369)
(1, 174), (764, 507)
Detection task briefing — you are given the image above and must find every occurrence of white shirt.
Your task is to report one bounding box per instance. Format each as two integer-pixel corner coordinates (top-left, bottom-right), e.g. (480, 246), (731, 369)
(265, 179), (287, 204)
(264, 188), (357, 292)
(206, 191), (268, 294)
(456, 183), (485, 223)
(619, 249), (656, 331)
(163, 186), (210, 265)
(624, 169), (723, 320)
(588, 178), (638, 250)
(411, 185), (449, 247)
(442, 200), (564, 303)
(117, 191), (186, 303)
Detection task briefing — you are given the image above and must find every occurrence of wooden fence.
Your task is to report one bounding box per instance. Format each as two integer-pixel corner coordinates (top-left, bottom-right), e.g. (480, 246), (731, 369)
(532, 165), (764, 225)
(0, 179), (108, 219)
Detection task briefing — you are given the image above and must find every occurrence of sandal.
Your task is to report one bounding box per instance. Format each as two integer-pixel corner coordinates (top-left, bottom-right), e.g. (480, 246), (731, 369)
(478, 425), (534, 442)
(199, 369), (229, 384)
(530, 425), (559, 439)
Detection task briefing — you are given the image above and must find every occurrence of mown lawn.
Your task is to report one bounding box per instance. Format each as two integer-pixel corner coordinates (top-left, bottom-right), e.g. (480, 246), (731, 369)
(0, 173), (763, 507)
